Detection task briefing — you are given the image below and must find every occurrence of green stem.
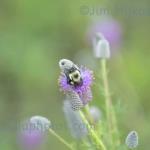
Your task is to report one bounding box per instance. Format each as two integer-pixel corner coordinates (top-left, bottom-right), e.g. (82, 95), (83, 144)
(49, 128), (74, 150)
(101, 59), (112, 140)
(79, 110), (106, 150)
(85, 105), (94, 124)
(100, 59), (120, 147)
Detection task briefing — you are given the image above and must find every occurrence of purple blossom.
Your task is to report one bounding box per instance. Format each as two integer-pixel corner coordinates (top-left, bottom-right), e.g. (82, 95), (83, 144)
(59, 66), (93, 105)
(86, 17), (122, 52)
(19, 129), (44, 150)
(18, 119), (47, 150)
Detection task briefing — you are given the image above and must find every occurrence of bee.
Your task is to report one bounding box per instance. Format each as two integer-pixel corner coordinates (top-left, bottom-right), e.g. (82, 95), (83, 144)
(59, 59), (83, 86)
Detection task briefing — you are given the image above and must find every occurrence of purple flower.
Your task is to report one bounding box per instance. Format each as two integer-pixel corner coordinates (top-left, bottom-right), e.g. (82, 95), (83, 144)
(59, 66), (93, 105)
(20, 129), (44, 150)
(86, 17), (122, 52)
(18, 121), (45, 150)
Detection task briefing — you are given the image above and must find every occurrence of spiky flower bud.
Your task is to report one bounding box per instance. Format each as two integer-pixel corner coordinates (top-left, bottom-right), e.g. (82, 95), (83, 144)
(63, 100), (87, 139)
(93, 33), (111, 58)
(125, 131), (138, 149)
(67, 90), (83, 111)
(30, 116), (51, 132)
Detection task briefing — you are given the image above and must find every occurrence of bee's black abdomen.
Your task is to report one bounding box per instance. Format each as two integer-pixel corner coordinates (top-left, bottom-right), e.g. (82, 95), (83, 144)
(67, 77), (83, 86)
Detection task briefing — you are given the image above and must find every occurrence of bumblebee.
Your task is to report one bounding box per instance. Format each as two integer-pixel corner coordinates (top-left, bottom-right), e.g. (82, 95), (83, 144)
(59, 59), (83, 86)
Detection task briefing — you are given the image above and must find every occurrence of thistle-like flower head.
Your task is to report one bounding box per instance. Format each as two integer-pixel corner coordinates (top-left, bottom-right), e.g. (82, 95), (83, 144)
(58, 59), (93, 106)
(18, 117), (50, 150)
(30, 116), (51, 132)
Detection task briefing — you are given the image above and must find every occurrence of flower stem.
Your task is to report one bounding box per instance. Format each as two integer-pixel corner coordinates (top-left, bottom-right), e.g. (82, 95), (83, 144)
(100, 59), (120, 148)
(49, 128), (74, 150)
(79, 110), (106, 150)
(84, 105), (94, 124)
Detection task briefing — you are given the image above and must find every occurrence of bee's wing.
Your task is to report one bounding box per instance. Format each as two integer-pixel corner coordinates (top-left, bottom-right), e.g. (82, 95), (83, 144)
(73, 64), (80, 70)
(59, 59), (74, 72)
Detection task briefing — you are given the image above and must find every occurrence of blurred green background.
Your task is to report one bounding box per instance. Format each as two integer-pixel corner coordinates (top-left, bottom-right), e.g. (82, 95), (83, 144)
(0, 0), (150, 149)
